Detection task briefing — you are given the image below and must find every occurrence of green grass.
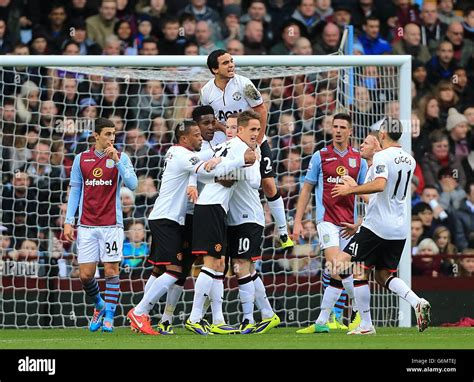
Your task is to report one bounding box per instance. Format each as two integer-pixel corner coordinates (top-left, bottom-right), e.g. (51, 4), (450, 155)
(0, 327), (472, 349)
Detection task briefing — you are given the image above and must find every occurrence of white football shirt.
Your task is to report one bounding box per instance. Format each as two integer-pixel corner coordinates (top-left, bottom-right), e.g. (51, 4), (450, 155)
(200, 74), (263, 122)
(149, 145), (244, 224)
(362, 146), (416, 240)
(228, 149), (264, 227)
(196, 137), (250, 212)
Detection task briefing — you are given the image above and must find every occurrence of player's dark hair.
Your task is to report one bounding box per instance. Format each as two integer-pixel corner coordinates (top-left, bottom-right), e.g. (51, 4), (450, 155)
(227, 113), (239, 119)
(192, 105), (215, 122)
(380, 117), (403, 141)
(332, 112), (352, 128)
(237, 110), (261, 127)
(95, 117), (115, 134)
(207, 49), (228, 74)
(174, 120), (198, 143)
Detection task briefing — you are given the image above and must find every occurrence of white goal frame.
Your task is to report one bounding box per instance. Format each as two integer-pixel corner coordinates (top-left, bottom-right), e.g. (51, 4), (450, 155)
(0, 54), (413, 328)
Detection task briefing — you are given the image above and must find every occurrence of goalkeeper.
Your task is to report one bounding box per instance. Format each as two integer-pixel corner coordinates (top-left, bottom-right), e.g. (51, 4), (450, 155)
(64, 117), (138, 333)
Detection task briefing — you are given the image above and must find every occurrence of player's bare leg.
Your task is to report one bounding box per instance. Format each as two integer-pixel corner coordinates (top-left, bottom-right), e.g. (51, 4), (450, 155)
(80, 262), (106, 332)
(262, 177), (294, 249)
(375, 269), (431, 332)
(128, 264), (182, 335)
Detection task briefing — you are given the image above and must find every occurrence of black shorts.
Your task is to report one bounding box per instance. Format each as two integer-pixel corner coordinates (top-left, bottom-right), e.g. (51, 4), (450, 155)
(260, 140), (275, 179)
(343, 226), (406, 272)
(148, 218), (184, 267)
(181, 214), (196, 277)
(227, 223), (263, 261)
(192, 204), (227, 259)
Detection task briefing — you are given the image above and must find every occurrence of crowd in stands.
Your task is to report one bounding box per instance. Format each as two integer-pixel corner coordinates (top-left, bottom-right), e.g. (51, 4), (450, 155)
(0, 0), (473, 279)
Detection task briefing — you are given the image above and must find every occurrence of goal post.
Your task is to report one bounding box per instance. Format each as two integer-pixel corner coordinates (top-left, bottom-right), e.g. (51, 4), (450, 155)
(0, 54), (412, 328)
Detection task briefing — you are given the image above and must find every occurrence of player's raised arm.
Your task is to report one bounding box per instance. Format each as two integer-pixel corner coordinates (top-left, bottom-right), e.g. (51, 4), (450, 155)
(114, 150), (138, 191)
(64, 154), (83, 241)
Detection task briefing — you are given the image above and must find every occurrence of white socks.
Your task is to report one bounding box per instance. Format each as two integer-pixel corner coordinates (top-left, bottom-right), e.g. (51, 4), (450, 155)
(160, 283), (184, 324)
(354, 282), (372, 329)
(144, 274), (157, 295)
(386, 277), (421, 308)
(135, 273), (177, 316)
(341, 274), (358, 312)
(210, 276), (225, 325)
(252, 272), (274, 319)
(189, 267), (215, 323)
(316, 284), (342, 325)
(238, 275), (255, 323)
(267, 196), (288, 235)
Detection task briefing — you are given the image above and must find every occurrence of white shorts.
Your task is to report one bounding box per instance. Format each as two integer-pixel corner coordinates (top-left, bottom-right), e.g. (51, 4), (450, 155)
(317, 221), (351, 251)
(77, 226), (124, 264)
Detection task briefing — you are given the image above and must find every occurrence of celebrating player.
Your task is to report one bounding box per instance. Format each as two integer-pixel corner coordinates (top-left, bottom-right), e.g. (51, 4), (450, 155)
(332, 118), (431, 334)
(226, 113), (281, 334)
(186, 110), (259, 335)
(127, 120), (253, 335)
(293, 113), (368, 334)
(201, 49), (294, 250)
(64, 117), (138, 333)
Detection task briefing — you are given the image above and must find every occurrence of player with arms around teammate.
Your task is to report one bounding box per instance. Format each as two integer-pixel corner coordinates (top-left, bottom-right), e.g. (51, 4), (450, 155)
(226, 113), (281, 334)
(127, 120), (253, 335)
(64, 117), (138, 333)
(332, 118), (431, 334)
(186, 110), (259, 335)
(293, 113), (368, 334)
(201, 49), (294, 249)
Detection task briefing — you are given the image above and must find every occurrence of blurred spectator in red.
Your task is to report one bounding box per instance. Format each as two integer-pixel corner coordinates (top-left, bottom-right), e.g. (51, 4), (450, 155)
(412, 238), (442, 277)
(454, 180), (474, 250)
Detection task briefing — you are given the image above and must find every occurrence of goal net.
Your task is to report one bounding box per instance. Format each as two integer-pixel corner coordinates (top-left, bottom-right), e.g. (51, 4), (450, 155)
(0, 55), (411, 329)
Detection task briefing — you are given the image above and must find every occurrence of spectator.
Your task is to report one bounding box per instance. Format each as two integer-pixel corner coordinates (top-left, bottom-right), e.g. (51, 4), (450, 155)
(120, 187), (142, 226)
(86, 0), (118, 49)
(29, 28), (50, 55)
(52, 77), (79, 117)
(446, 108), (472, 163)
(292, 36), (312, 55)
(139, 37), (159, 55)
(462, 6), (474, 42)
(136, 16), (153, 48)
(332, 4), (352, 30)
(0, 226), (13, 260)
(134, 175), (158, 215)
(16, 80), (40, 125)
(158, 17), (186, 55)
(426, 41), (458, 87)
(299, 131), (316, 172)
(122, 220), (149, 272)
(0, 19), (13, 54)
(312, 22), (340, 55)
(392, 23), (431, 63)
(184, 41), (199, 55)
(136, 0), (169, 38)
(421, 130), (467, 190)
(219, 5), (241, 42)
(294, 94), (317, 133)
(314, 0), (333, 22)
(66, 0), (96, 21)
(278, 173), (299, 214)
(243, 20), (267, 55)
(103, 35), (123, 55)
(437, 0), (462, 24)
(412, 238), (442, 277)
(456, 248), (474, 277)
(411, 215), (424, 254)
(67, 19), (102, 55)
(412, 60), (432, 101)
(62, 40), (81, 55)
(271, 113), (296, 156)
(352, 0), (378, 32)
(419, 0), (448, 54)
(131, 80), (167, 130)
(454, 181), (474, 251)
(195, 20), (224, 55)
(114, 20), (137, 55)
(434, 79), (460, 125)
(100, 79), (128, 119)
(270, 19), (302, 55)
(356, 16), (392, 55)
(180, 0), (220, 24)
(124, 128), (161, 180)
(445, 21), (474, 67)
(413, 202), (439, 241)
(452, 67), (474, 111)
(226, 38), (244, 55)
(278, 147), (302, 180)
(240, 0), (273, 42)
(38, 100), (60, 141)
(438, 167), (467, 211)
(290, 0), (321, 40)
(419, 185), (454, 229)
(433, 225), (457, 276)
(180, 12), (197, 43)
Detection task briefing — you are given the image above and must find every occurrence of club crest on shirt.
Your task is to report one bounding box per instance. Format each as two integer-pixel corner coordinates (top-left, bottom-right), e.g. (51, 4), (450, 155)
(244, 84), (261, 101)
(349, 158), (357, 168)
(323, 234), (330, 244)
(106, 159), (115, 168)
(215, 243), (222, 253)
(375, 165), (385, 174)
(189, 156), (200, 165)
(232, 92), (242, 101)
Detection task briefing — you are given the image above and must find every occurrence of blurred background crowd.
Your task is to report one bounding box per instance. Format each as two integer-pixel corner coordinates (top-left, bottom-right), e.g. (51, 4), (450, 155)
(0, 0), (473, 280)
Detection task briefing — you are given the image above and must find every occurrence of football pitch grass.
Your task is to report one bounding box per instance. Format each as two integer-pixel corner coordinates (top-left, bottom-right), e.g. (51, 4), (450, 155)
(0, 327), (472, 349)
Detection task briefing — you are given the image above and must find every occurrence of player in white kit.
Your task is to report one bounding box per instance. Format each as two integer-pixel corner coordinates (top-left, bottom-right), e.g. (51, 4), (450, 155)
(201, 49), (294, 250)
(332, 118), (431, 334)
